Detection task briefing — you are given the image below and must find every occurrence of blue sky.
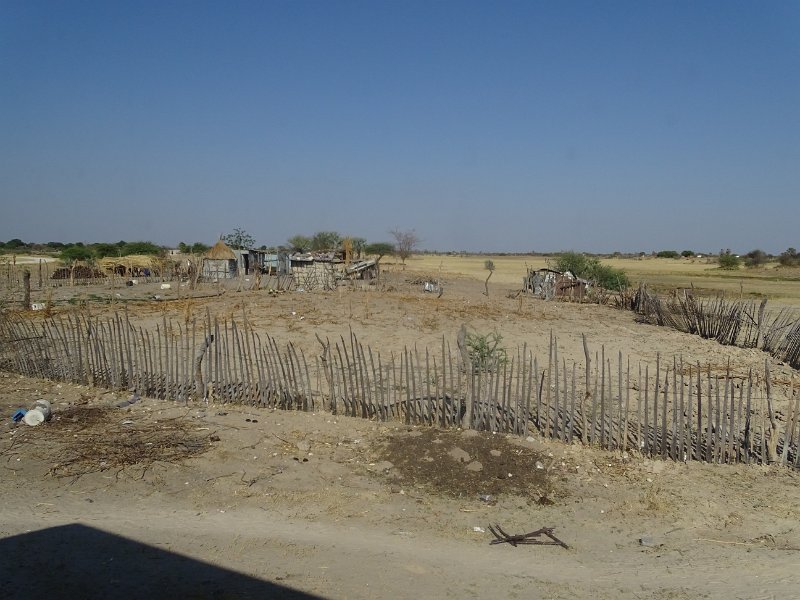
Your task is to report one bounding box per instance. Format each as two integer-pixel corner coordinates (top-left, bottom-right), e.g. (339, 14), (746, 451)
(1, 1), (798, 253)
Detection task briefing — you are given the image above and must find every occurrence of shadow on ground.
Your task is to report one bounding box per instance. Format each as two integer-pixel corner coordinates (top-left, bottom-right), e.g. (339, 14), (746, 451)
(0, 523), (323, 600)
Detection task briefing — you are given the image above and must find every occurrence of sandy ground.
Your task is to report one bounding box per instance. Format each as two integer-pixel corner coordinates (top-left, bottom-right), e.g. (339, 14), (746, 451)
(1, 373), (799, 600)
(2, 266), (800, 599)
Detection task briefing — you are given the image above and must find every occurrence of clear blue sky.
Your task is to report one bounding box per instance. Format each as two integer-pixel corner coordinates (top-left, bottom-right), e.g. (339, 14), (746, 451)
(1, 1), (798, 253)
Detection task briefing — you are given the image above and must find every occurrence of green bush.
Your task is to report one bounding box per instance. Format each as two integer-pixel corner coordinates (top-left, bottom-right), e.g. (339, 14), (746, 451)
(681, 250), (694, 257)
(553, 252), (630, 291)
(656, 250), (679, 258)
(60, 245), (93, 262)
(778, 248), (799, 267)
(465, 331), (507, 372)
(744, 249), (768, 268)
(718, 251), (741, 270)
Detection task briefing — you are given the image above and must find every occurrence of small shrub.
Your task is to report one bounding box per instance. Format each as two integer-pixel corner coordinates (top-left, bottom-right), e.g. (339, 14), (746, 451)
(466, 331), (507, 373)
(681, 250), (695, 257)
(656, 250), (679, 259)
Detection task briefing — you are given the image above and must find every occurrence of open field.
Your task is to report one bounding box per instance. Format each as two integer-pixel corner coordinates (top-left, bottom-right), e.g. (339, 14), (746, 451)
(406, 254), (800, 305)
(2, 257), (800, 599)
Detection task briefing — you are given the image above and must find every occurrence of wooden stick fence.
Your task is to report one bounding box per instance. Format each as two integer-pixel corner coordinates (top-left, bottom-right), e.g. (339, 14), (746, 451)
(631, 285), (800, 370)
(1, 311), (797, 468)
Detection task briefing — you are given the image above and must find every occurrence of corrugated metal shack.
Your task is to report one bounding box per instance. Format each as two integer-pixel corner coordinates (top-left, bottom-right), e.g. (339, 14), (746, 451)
(250, 251), (291, 275)
(345, 258), (379, 280)
(523, 268), (590, 301)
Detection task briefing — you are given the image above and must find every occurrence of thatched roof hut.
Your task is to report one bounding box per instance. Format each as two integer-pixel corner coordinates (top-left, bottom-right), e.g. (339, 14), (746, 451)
(202, 240), (237, 280)
(205, 240), (236, 261)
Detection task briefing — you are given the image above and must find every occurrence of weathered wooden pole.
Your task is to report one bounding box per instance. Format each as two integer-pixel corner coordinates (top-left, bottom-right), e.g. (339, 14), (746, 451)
(194, 334), (215, 401)
(22, 269), (31, 309)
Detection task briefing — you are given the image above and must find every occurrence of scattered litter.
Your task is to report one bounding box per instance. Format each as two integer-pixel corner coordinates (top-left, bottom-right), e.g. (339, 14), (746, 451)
(12, 409), (27, 423)
(160, 283), (171, 290)
(115, 392), (141, 408)
(473, 527), (485, 533)
(639, 536), (660, 548)
(217, 412), (228, 416)
(479, 494), (492, 503)
(30, 303), (46, 311)
(23, 400), (52, 426)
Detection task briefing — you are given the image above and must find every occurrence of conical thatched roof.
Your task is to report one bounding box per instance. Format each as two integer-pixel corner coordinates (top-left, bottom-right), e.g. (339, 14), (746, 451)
(205, 239), (236, 260)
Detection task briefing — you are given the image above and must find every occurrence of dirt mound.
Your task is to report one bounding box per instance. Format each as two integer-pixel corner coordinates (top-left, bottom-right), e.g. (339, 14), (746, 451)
(376, 427), (563, 503)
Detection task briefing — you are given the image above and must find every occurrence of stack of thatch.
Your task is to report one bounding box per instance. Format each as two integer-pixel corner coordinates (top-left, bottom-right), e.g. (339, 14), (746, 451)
(99, 255), (168, 276)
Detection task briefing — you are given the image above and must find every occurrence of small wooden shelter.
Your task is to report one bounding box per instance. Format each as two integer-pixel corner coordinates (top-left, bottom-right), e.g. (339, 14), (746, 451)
(523, 268), (589, 301)
(202, 240), (237, 280)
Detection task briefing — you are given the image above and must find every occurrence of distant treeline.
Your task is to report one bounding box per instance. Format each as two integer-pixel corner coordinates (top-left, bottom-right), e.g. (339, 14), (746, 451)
(0, 239), (168, 262)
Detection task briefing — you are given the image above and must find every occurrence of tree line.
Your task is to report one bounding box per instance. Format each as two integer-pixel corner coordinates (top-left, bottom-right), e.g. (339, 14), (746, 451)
(650, 247), (800, 270)
(0, 228), (421, 265)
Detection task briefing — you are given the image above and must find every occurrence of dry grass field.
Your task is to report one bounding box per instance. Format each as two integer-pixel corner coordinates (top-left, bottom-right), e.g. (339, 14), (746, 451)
(406, 253), (800, 305)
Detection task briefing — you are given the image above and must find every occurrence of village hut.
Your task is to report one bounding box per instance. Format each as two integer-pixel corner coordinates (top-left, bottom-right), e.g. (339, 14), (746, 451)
(99, 255), (167, 278)
(523, 267), (589, 301)
(202, 240), (237, 280)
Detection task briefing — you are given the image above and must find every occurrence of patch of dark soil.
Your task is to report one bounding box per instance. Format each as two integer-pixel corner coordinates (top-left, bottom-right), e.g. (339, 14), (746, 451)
(4, 405), (216, 479)
(375, 428), (561, 502)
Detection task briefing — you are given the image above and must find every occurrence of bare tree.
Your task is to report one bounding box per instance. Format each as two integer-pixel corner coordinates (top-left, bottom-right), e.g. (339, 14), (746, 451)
(390, 229), (419, 265)
(483, 260), (495, 296)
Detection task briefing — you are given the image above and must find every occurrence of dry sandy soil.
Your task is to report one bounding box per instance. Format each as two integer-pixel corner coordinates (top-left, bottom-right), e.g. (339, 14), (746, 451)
(2, 263), (800, 599)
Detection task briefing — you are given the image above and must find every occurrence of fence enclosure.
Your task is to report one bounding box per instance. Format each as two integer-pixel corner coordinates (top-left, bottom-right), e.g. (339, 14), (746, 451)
(1, 310), (797, 469)
(630, 285), (800, 369)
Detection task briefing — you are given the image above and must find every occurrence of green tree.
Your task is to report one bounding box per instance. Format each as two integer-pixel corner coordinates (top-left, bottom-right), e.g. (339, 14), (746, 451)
(223, 228), (256, 250)
(778, 247), (799, 267)
(60, 245), (93, 262)
(190, 242), (210, 254)
(287, 235), (312, 252)
(718, 250), (740, 270)
(681, 250), (695, 257)
(178, 242), (190, 253)
(121, 241), (162, 255)
(656, 250), (679, 258)
(5, 238), (26, 249)
(365, 242), (394, 261)
(310, 231), (341, 252)
(350, 237), (367, 259)
(744, 249), (768, 268)
(91, 243), (121, 258)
